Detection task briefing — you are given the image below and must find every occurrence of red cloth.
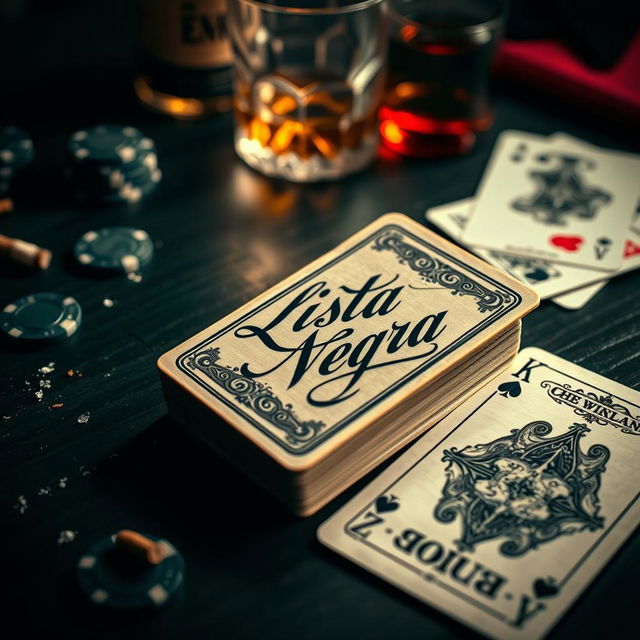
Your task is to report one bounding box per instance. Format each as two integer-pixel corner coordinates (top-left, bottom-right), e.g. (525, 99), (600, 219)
(497, 31), (640, 122)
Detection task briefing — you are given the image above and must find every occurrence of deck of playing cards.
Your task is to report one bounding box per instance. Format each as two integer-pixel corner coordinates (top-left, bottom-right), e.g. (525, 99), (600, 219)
(158, 214), (538, 515)
(426, 131), (640, 310)
(319, 347), (640, 639)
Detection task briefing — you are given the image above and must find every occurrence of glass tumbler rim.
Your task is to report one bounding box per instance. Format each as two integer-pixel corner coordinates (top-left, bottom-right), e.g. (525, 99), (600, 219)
(389, 0), (505, 38)
(233, 0), (387, 16)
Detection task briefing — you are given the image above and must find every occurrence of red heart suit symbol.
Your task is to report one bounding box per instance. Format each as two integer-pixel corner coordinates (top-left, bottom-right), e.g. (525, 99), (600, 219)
(624, 239), (640, 258)
(550, 235), (584, 252)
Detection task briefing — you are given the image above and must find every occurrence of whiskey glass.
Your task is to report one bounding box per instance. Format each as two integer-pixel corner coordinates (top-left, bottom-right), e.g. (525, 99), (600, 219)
(380, 0), (504, 158)
(228, 0), (389, 182)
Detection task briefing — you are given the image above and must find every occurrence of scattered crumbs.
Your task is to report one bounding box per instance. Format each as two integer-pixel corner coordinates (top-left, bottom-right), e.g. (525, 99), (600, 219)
(77, 412), (90, 424)
(104, 372), (111, 378)
(39, 379), (51, 389)
(58, 477), (68, 489)
(57, 530), (77, 545)
(51, 403), (64, 409)
(127, 271), (142, 283)
(14, 495), (28, 514)
(24, 379), (31, 386)
(38, 362), (55, 374)
(80, 465), (92, 477)
(67, 369), (75, 377)
(103, 298), (115, 308)
(2, 415), (10, 420)
(38, 486), (52, 496)
(35, 390), (44, 401)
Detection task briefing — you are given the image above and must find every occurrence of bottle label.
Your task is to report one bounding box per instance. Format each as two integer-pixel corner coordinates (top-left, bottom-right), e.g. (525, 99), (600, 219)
(138, 0), (232, 70)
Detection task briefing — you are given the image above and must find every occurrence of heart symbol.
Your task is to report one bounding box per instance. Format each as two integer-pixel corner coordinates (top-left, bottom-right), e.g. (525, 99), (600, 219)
(533, 577), (559, 598)
(498, 381), (521, 398)
(550, 235), (584, 252)
(523, 267), (550, 282)
(375, 495), (399, 514)
(624, 239), (640, 258)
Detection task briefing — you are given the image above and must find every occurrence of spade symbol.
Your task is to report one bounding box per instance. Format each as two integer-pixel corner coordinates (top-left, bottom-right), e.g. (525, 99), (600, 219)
(523, 267), (550, 283)
(498, 381), (522, 398)
(533, 577), (559, 598)
(595, 237), (612, 260)
(375, 495), (400, 514)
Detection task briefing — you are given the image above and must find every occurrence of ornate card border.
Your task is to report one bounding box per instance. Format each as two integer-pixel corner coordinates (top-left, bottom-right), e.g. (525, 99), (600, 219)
(176, 223), (522, 454)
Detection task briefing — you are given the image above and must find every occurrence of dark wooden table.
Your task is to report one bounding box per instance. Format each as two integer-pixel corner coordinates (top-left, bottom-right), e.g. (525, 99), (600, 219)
(2, 3), (639, 638)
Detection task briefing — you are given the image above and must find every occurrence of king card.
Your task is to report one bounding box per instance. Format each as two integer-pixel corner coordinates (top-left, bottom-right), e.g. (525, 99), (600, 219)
(461, 131), (640, 271)
(319, 348), (640, 639)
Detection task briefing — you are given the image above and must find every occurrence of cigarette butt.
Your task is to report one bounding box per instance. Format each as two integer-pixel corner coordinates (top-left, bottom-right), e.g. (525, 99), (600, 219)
(115, 529), (166, 565)
(0, 198), (13, 215)
(0, 234), (52, 270)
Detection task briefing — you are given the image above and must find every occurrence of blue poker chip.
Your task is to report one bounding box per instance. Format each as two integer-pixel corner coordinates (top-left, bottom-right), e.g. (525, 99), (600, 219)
(69, 160), (161, 205)
(66, 126), (159, 206)
(74, 226), (154, 272)
(0, 126), (34, 172)
(77, 533), (184, 610)
(0, 292), (82, 342)
(68, 149), (159, 190)
(68, 125), (154, 166)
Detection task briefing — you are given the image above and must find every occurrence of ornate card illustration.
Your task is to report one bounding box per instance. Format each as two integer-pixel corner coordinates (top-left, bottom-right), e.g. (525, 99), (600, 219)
(319, 348), (640, 639)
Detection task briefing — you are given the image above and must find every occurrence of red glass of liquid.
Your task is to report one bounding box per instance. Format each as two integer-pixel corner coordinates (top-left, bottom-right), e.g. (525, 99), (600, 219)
(380, 0), (505, 158)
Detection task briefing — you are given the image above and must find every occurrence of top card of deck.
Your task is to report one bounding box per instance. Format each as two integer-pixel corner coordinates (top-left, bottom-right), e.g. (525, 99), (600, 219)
(462, 131), (640, 271)
(158, 213), (537, 471)
(319, 347), (640, 639)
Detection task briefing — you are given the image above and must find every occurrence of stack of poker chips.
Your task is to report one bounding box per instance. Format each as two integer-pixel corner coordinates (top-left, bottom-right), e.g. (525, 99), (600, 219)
(0, 125), (34, 211)
(65, 125), (162, 205)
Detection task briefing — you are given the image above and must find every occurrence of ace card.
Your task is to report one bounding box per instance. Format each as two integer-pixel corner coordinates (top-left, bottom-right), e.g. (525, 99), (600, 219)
(319, 348), (640, 639)
(462, 131), (640, 271)
(426, 197), (640, 307)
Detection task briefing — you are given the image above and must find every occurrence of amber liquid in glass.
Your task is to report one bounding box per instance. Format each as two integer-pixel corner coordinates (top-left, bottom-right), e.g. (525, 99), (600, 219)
(234, 76), (378, 169)
(381, 10), (497, 158)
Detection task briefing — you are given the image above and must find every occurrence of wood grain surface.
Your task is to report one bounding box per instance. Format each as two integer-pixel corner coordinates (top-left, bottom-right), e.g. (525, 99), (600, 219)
(1, 2), (639, 638)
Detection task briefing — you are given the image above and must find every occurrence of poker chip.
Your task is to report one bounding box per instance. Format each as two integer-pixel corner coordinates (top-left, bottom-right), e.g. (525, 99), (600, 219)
(66, 125), (161, 206)
(77, 532), (184, 610)
(68, 125), (149, 165)
(0, 292), (82, 342)
(0, 125), (34, 172)
(74, 227), (154, 272)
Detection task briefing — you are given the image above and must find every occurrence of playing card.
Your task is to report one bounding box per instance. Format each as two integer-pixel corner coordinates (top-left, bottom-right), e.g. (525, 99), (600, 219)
(159, 213), (537, 489)
(552, 281), (607, 310)
(633, 204), (640, 235)
(426, 197), (640, 304)
(462, 130), (640, 271)
(319, 348), (640, 639)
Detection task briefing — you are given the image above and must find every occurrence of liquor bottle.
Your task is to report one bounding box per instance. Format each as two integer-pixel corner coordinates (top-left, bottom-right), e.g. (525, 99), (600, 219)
(135, 0), (233, 119)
